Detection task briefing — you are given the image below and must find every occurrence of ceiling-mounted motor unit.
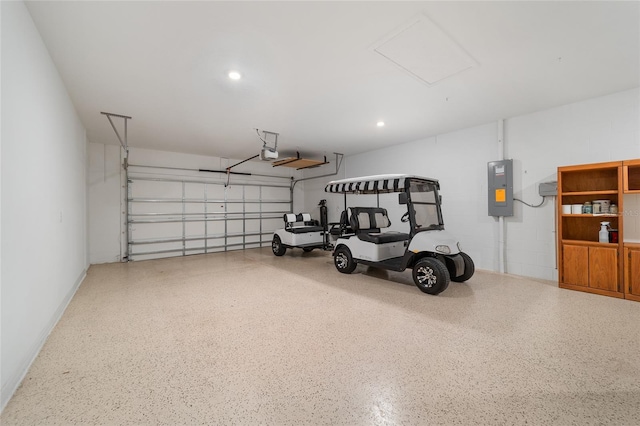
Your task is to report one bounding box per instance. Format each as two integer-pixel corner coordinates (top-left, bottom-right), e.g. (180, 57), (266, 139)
(260, 147), (278, 161)
(257, 129), (279, 161)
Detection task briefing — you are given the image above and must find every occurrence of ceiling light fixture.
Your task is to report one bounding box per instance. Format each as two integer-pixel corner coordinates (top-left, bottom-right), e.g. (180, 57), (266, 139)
(377, 121), (385, 127)
(228, 71), (241, 80)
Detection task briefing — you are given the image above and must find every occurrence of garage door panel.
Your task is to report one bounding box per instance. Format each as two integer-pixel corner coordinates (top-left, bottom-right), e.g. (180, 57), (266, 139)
(245, 203), (262, 213)
(245, 186), (260, 199)
(227, 203), (244, 213)
(206, 221), (226, 236)
(132, 222), (182, 239)
(131, 180), (181, 199)
(262, 202), (289, 212)
(185, 222), (205, 236)
(184, 202), (205, 214)
(262, 217), (282, 229)
(225, 185), (243, 199)
(131, 241), (183, 255)
(130, 202), (179, 215)
(184, 182), (205, 199)
(226, 221), (243, 234)
(245, 219), (261, 233)
(226, 236), (244, 247)
(206, 185), (226, 199)
(262, 186), (290, 199)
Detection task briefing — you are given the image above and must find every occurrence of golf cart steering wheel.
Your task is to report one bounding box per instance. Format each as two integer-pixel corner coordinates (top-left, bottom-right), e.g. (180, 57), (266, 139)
(401, 212), (410, 223)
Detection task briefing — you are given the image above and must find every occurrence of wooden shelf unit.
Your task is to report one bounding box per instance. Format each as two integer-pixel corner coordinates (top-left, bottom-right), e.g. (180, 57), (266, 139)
(558, 159), (640, 301)
(557, 161), (624, 298)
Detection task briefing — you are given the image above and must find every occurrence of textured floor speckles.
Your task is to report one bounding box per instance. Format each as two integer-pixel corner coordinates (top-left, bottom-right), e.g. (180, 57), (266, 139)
(2, 247), (640, 425)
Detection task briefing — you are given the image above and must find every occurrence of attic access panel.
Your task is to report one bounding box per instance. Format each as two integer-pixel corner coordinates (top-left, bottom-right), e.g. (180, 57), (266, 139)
(372, 14), (478, 86)
(272, 156), (329, 170)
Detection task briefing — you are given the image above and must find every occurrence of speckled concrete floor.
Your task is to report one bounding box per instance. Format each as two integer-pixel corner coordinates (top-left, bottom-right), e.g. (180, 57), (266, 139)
(2, 247), (640, 425)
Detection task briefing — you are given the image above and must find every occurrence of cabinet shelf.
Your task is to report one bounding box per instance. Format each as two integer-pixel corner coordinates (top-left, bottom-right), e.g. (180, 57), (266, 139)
(562, 190), (618, 196)
(561, 214), (619, 218)
(561, 239), (619, 247)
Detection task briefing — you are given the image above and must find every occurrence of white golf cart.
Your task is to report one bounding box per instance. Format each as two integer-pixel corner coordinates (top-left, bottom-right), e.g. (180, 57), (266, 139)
(272, 212), (327, 256)
(325, 174), (474, 295)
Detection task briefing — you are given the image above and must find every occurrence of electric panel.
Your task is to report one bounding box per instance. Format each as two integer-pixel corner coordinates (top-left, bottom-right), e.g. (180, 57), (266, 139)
(488, 159), (513, 217)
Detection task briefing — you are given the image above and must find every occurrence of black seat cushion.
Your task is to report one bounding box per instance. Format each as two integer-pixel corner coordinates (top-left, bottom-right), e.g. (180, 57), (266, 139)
(357, 232), (409, 244)
(287, 226), (324, 234)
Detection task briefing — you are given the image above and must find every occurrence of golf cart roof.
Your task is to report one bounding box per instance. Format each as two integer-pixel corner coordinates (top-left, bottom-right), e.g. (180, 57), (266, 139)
(325, 174), (439, 194)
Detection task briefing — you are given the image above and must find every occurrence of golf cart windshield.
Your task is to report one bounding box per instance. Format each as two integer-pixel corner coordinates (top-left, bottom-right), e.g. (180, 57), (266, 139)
(409, 180), (443, 231)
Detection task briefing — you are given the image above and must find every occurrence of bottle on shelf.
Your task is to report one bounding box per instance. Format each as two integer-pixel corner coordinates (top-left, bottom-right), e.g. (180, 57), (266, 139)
(599, 222), (610, 243)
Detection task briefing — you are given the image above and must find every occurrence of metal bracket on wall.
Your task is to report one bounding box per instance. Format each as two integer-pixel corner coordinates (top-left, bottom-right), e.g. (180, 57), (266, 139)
(101, 111), (131, 156)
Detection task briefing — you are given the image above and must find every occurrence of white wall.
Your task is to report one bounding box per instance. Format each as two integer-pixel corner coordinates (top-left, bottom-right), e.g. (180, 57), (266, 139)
(88, 144), (305, 263)
(88, 143), (122, 263)
(304, 88), (640, 281)
(1, 1), (88, 411)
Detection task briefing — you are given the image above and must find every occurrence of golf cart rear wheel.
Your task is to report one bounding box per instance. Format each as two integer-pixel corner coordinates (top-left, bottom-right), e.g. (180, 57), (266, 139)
(272, 235), (286, 256)
(451, 252), (475, 282)
(413, 258), (450, 295)
(334, 246), (357, 274)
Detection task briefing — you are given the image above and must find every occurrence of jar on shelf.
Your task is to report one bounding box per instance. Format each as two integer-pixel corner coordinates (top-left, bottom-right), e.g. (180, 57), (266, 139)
(610, 204), (618, 214)
(582, 201), (592, 214)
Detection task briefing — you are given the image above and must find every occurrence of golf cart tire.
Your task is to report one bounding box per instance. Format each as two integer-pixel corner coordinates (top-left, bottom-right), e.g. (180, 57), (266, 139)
(413, 258), (450, 295)
(334, 246), (357, 274)
(303, 247), (314, 253)
(272, 235), (286, 256)
(451, 252), (475, 282)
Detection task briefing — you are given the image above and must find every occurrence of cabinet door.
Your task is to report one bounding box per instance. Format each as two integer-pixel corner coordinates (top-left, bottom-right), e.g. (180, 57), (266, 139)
(628, 249), (640, 296)
(563, 245), (589, 286)
(589, 246), (618, 291)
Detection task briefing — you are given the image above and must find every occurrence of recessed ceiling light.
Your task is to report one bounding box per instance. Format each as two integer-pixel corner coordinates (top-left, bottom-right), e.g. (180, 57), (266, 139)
(228, 71), (241, 80)
(377, 121), (385, 127)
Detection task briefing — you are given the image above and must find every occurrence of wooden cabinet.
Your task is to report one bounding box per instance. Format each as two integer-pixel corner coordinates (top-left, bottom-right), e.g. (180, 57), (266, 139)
(558, 161), (624, 298)
(560, 242), (619, 294)
(589, 246), (618, 291)
(562, 244), (588, 287)
(624, 244), (640, 302)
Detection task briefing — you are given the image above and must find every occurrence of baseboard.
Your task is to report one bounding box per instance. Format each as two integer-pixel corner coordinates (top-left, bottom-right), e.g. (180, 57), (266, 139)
(0, 268), (87, 412)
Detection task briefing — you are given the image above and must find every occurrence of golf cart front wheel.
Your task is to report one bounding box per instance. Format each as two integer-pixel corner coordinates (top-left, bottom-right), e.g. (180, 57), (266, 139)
(334, 246), (357, 274)
(272, 235), (286, 256)
(413, 258), (450, 295)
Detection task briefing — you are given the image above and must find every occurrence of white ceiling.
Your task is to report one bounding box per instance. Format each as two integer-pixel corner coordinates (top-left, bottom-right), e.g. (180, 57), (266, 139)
(26, 1), (639, 161)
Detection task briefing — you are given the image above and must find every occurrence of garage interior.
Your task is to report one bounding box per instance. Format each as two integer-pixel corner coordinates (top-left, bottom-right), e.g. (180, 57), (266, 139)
(1, 1), (639, 424)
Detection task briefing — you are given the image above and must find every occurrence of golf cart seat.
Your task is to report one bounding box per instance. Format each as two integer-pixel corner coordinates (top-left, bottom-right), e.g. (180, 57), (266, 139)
(284, 213), (324, 234)
(330, 210), (354, 236)
(348, 207), (409, 244)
